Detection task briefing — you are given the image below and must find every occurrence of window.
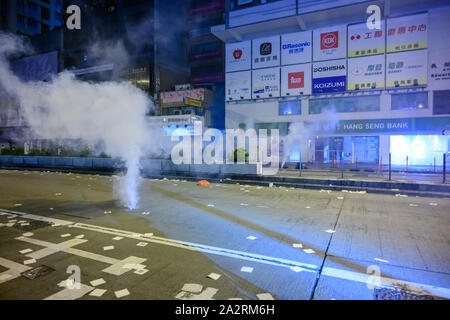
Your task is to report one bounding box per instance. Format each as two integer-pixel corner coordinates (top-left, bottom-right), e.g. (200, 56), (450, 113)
(309, 95), (380, 114)
(433, 90), (450, 115)
(279, 100), (301, 116)
(391, 92), (428, 110)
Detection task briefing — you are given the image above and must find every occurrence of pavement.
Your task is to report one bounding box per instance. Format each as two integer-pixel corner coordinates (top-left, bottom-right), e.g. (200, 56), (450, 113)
(0, 169), (449, 300)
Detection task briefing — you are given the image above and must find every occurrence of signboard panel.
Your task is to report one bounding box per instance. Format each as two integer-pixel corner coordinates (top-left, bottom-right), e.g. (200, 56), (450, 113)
(386, 50), (427, 88)
(348, 21), (385, 58)
(387, 13), (428, 53)
(347, 55), (385, 91)
(312, 59), (347, 93)
(161, 88), (207, 106)
(226, 71), (252, 101)
(281, 63), (312, 96)
(226, 41), (252, 72)
(252, 36), (281, 69)
(313, 25), (347, 61)
(281, 31), (312, 65)
(252, 67), (280, 99)
(429, 49), (450, 91)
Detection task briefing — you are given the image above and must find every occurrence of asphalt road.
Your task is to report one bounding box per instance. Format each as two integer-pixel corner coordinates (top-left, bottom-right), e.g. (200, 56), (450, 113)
(0, 169), (449, 300)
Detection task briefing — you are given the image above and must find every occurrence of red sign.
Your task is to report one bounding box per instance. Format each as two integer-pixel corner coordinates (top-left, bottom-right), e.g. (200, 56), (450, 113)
(233, 49), (242, 59)
(321, 31), (339, 49)
(288, 72), (304, 89)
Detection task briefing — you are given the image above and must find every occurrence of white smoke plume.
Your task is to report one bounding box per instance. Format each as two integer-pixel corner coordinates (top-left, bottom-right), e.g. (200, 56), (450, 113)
(0, 32), (153, 209)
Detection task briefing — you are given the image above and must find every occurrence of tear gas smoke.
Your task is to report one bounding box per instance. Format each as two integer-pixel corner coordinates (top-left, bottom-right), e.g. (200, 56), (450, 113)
(0, 33), (153, 209)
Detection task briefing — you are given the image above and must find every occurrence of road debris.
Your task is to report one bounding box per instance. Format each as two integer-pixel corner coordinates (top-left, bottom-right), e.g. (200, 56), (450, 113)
(246, 236), (257, 240)
(240, 266), (253, 273)
(114, 289), (130, 298)
(257, 293), (275, 300)
(90, 278), (106, 286)
(207, 273), (221, 280)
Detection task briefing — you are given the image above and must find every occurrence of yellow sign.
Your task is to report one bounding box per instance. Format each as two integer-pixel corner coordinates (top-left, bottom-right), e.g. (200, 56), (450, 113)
(184, 97), (203, 107)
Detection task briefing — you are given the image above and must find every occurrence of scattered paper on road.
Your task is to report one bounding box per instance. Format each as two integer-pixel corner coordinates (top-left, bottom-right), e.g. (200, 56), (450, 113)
(19, 249), (33, 254)
(114, 289), (130, 298)
(246, 236), (257, 240)
(374, 258), (389, 263)
(103, 246), (114, 251)
(22, 232), (34, 237)
(207, 273), (221, 280)
(290, 266), (304, 273)
(24, 259), (36, 265)
(89, 289), (107, 297)
(112, 236), (123, 241)
(60, 234), (71, 238)
(240, 266), (253, 273)
(257, 293), (275, 300)
(182, 283), (203, 293)
(303, 249), (315, 254)
(90, 278), (106, 287)
(292, 243), (303, 248)
(137, 242), (148, 247)
(75, 235), (85, 239)
(325, 229), (336, 233)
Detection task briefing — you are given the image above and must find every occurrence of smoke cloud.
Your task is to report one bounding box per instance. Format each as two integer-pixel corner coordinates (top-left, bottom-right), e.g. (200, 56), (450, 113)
(0, 32), (153, 209)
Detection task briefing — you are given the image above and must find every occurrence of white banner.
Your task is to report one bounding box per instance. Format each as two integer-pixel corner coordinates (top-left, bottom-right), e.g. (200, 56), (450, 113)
(429, 49), (450, 91)
(347, 55), (385, 91)
(387, 13), (428, 53)
(281, 63), (312, 96)
(226, 71), (252, 101)
(252, 67), (280, 98)
(281, 31), (312, 65)
(348, 21), (385, 58)
(313, 25), (347, 61)
(386, 50), (427, 88)
(252, 36), (281, 69)
(226, 40), (252, 72)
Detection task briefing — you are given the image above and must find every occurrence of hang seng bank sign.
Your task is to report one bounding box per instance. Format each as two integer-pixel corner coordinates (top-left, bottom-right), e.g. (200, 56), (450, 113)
(321, 117), (450, 134)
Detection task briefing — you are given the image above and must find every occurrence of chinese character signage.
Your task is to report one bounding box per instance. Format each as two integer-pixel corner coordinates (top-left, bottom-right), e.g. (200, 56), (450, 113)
(226, 71), (252, 101)
(386, 50), (427, 88)
(281, 31), (312, 65)
(348, 22), (385, 58)
(312, 59), (347, 93)
(226, 41), (252, 72)
(387, 13), (428, 53)
(281, 63), (312, 96)
(252, 67), (280, 98)
(252, 36), (281, 69)
(429, 49), (450, 90)
(313, 25), (347, 61)
(347, 55), (385, 91)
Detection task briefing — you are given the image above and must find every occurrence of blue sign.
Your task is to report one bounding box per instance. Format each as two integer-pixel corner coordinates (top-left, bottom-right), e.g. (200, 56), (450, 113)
(312, 76), (347, 93)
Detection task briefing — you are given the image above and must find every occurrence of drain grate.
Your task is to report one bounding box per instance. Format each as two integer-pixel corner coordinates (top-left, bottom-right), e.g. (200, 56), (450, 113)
(374, 287), (434, 300)
(21, 265), (55, 280)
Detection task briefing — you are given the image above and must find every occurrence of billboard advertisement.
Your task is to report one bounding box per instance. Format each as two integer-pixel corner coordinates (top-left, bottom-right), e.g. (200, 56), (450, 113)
(313, 25), (347, 61)
(281, 31), (312, 65)
(226, 40), (252, 72)
(347, 55), (385, 91)
(387, 13), (428, 53)
(252, 36), (281, 69)
(252, 67), (280, 98)
(226, 71), (252, 101)
(281, 63), (312, 96)
(312, 59), (347, 93)
(386, 50), (427, 88)
(429, 49), (450, 91)
(348, 21), (385, 58)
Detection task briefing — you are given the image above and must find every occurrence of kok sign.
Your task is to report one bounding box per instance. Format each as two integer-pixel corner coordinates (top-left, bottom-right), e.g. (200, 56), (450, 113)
(226, 41), (251, 72)
(313, 25), (347, 61)
(281, 64), (312, 96)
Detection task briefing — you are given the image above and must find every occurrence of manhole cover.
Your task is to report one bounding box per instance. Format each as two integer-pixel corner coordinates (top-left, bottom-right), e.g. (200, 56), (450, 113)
(374, 287), (434, 300)
(21, 265), (55, 280)
(14, 220), (51, 231)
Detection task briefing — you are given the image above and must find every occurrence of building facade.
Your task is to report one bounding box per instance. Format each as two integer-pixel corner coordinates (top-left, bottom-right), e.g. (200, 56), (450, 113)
(0, 0), (63, 36)
(188, 0), (226, 129)
(212, 0), (450, 168)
